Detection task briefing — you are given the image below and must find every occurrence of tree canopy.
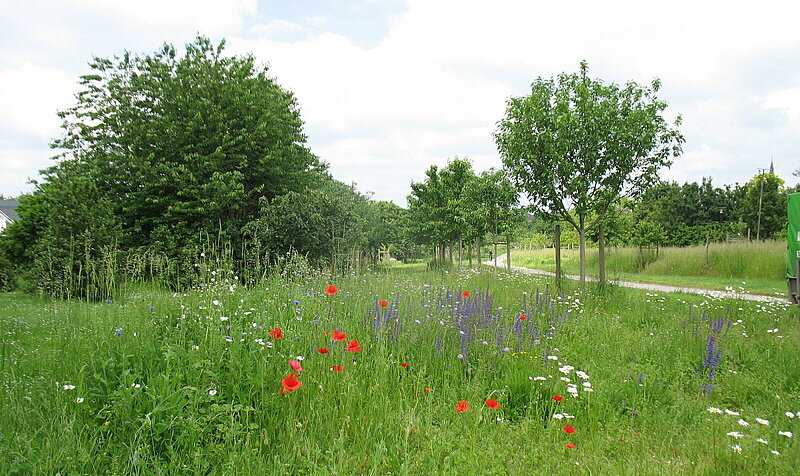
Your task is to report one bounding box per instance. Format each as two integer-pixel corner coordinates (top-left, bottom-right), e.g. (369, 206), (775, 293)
(51, 36), (326, 252)
(495, 61), (684, 288)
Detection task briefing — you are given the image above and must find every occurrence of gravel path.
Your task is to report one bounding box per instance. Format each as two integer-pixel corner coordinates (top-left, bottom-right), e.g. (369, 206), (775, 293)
(489, 252), (790, 304)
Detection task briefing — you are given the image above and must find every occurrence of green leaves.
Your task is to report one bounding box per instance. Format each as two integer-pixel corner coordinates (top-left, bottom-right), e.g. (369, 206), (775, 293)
(51, 35), (325, 253)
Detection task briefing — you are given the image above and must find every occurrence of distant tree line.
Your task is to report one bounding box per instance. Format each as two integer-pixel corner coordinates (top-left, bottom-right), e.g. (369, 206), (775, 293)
(519, 173), (793, 249)
(406, 157), (523, 269)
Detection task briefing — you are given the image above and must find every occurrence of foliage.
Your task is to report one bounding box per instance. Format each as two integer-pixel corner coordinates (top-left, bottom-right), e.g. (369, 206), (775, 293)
(738, 173), (787, 240)
(47, 35), (325, 255)
(495, 61), (684, 287)
(243, 178), (372, 266)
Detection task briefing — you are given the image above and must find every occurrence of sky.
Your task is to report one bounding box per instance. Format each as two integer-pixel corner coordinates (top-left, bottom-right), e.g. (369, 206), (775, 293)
(1, 0), (800, 206)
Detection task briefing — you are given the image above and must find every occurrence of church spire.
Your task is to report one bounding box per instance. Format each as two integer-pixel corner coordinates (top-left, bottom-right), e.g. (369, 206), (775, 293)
(770, 159), (774, 175)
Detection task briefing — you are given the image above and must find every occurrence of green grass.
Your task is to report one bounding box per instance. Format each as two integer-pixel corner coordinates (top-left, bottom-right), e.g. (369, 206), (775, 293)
(512, 241), (788, 296)
(1, 266), (799, 474)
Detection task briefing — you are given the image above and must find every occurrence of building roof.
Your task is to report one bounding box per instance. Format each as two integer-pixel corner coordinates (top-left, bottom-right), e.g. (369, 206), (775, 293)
(0, 199), (20, 221)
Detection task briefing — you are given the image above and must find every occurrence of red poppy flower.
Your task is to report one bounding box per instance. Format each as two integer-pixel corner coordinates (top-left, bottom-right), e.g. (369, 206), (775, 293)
(289, 360), (303, 372)
(553, 395), (563, 402)
(325, 285), (338, 296)
(519, 315), (527, 320)
(379, 301), (389, 307)
(563, 425), (576, 434)
(281, 375), (301, 392)
(318, 348), (329, 354)
(485, 399), (500, 409)
(331, 366), (343, 372)
(461, 291), (471, 298)
(455, 400), (470, 412)
(400, 362), (408, 368)
(345, 340), (362, 353)
(424, 388), (432, 392)
(566, 443), (576, 449)
(331, 331), (347, 341)
(269, 328), (283, 339)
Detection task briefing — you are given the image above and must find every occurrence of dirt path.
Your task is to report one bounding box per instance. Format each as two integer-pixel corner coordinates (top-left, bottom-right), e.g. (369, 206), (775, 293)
(490, 252), (789, 304)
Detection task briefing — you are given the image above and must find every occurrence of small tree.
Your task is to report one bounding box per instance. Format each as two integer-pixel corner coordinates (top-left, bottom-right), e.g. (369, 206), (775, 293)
(495, 61), (683, 290)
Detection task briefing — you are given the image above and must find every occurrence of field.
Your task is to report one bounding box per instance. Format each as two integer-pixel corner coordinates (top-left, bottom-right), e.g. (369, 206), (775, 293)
(1, 263), (799, 475)
(511, 241), (788, 296)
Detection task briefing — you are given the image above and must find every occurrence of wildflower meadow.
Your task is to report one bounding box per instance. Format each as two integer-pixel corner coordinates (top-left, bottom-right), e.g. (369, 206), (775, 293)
(1, 262), (799, 475)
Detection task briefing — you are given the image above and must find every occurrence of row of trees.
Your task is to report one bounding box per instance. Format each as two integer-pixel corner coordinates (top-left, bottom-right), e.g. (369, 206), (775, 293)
(521, 173), (793, 249)
(406, 158), (522, 269)
(0, 37), (411, 298)
(0, 38), (794, 298)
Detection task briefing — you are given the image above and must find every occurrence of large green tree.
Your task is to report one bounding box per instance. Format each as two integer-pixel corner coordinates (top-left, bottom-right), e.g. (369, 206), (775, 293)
(52, 36), (325, 253)
(738, 173), (786, 240)
(495, 61), (684, 289)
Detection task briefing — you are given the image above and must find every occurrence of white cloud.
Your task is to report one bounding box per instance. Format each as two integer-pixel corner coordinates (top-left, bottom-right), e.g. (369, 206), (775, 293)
(0, 59), (77, 140)
(4, 0), (800, 204)
(62, 0), (257, 34)
(0, 148), (53, 196)
(250, 19), (305, 38)
(763, 87), (800, 128)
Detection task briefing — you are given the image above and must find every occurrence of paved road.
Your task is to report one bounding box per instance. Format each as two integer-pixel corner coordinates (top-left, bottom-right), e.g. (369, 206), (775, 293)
(489, 252), (790, 304)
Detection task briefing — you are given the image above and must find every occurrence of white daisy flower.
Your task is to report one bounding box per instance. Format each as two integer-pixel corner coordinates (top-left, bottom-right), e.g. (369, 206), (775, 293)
(778, 431), (793, 438)
(737, 419), (750, 427)
(755, 418), (770, 426)
(725, 409), (740, 416)
(63, 385), (75, 390)
(726, 432), (743, 439)
(208, 389), (217, 396)
(756, 438), (768, 444)
(75, 397), (84, 403)
(730, 445), (742, 453)
(707, 407), (723, 414)
(786, 412), (795, 419)
(771, 450), (780, 455)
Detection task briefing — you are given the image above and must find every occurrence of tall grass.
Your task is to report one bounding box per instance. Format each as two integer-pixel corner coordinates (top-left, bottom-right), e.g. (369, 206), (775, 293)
(514, 241), (786, 283)
(2, 264), (799, 474)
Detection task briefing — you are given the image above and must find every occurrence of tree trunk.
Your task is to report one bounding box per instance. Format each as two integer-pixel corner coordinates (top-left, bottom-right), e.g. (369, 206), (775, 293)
(468, 243), (473, 267)
(598, 222), (605, 286)
(476, 238), (482, 267)
(506, 235), (511, 271)
(493, 241), (498, 268)
(578, 215), (586, 292)
(458, 234), (463, 272)
(449, 244), (453, 265)
(554, 223), (562, 292)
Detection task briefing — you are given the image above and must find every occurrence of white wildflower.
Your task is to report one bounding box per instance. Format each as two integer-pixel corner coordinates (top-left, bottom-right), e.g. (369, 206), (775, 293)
(75, 397), (84, 403)
(730, 445), (742, 453)
(208, 389), (217, 396)
(778, 431), (793, 438)
(707, 407), (723, 414)
(771, 450), (780, 455)
(63, 385), (75, 390)
(785, 412), (795, 419)
(737, 419), (750, 427)
(726, 431), (743, 438)
(724, 409), (740, 416)
(756, 438), (768, 444)
(755, 418), (769, 426)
